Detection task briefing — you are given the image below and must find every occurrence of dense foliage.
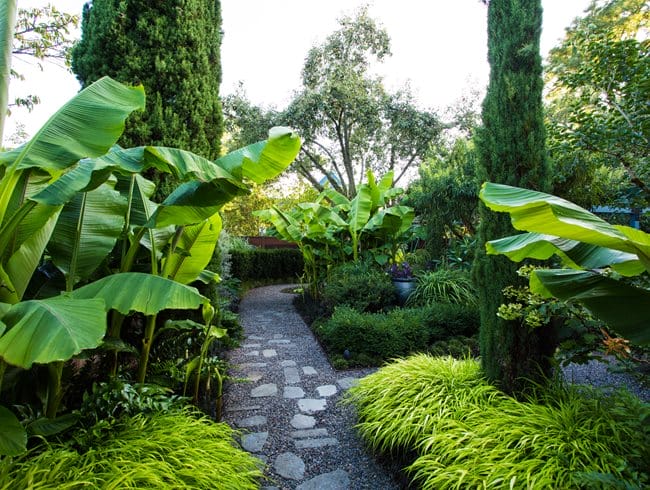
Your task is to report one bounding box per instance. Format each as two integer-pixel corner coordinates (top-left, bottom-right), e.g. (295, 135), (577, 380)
(346, 355), (649, 489)
(473, 0), (553, 393)
(72, 0), (224, 162)
(229, 248), (304, 282)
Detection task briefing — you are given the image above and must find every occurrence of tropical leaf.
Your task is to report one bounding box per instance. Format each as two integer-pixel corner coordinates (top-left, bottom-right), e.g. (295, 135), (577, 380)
(161, 213), (222, 284)
(348, 185), (373, 233)
(26, 413), (79, 437)
(216, 126), (301, 184)
(0, 297), (106, 368)
(0, 405), (26, 457)
(70, 272), (207, 315)
(530, 269), (650, 345)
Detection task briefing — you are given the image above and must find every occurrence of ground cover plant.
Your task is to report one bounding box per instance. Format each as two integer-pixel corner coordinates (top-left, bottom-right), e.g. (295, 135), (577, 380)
(346, 354), (649, 489)
(0, 408), (263, 489)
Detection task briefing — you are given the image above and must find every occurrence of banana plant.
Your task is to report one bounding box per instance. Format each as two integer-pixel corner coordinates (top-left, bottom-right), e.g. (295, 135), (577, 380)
(479, 182), (650, 345)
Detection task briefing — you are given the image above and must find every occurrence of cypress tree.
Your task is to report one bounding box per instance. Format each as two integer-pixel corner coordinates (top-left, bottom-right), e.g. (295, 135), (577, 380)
(71, 0), (223, 163)
(473, 0), (552, 394)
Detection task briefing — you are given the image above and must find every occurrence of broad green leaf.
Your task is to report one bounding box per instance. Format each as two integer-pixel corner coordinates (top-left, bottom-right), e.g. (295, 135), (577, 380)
(26, 413), (79, 437)
(530, 269), (650, 345)
(70, 272), (207, 315)
(162, 213), (222, 284)
(364, 206), (414, 236)
(0, 297), (106, 368)
(144, 147), (239, 182)
(49, 183), (127, 287)
(348, 185), (373, 233)
(0, 405), (26, 457)
(318, 187), (350, 208)
(479, 182), (650, 261)
(216, 126), (301, 184)
(486, 232), (644, 276)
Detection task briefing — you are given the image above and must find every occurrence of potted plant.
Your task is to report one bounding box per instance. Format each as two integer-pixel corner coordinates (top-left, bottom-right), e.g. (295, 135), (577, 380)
(388, 261), (416, 305)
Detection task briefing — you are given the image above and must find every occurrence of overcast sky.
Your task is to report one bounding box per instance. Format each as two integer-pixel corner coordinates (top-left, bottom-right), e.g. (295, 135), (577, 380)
(5, 0), (593, 144)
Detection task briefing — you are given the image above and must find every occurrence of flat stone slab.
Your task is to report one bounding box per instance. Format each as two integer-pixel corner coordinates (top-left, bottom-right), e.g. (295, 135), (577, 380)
(240, 362), (267, 368)
(225, 404), (262, 413)
(242, 343), (261, 348)
(236, 415), (267, 427)
(280, 360), (297, 367)
(248, 335), (265, 340)
(298, 398), (327, 414)
(296, 470), (350, 490)
(246, 372), (263, 382)
(290, 414), (316, 429)
(290, 428), (328, 439)
(269, 339), (291, 344)
(337, 377), (359, 389)
(302, 366), (317, 375)
(284, 367), (301, 384)
(274, 452), (305, 480)
(241, 431), (268, 452)
(316, 385), (338, 397)
(283, 386), (305, 399)
(251, 383), (278, 398)
(294, 437), (339, 449)
(262, 349), (277, 358)
(246, 350), (260, 356)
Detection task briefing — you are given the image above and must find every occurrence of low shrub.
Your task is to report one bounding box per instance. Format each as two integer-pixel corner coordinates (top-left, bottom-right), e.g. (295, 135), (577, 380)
(316, 303), (478, 366)
(0, 408), (262, 489)
(346, 355), (649, 489)
(321, 261), (396, 314)
(407, 268), (477, 307)
(230, 248), (303, 281)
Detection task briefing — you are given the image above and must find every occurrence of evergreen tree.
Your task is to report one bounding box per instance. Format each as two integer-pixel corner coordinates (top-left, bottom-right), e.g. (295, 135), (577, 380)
(71, 0), (223, 163)
(473, 0), (552, 394)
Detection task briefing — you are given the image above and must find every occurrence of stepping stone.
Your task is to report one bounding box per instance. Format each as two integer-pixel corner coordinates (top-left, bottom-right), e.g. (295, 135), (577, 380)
(296, 470), (350, 490)
(294, 437), (339, 449)
(316, 385), (338, 397)
(302, 366), (317, 375)
(298, 398), (327, 414)
(274, 452), (305, 480)
(284, 367), (301, 384)
(242, 343), (261, 348)
(262, 349), (277, 358)
(225, 404), (262, 413)
(236, 415), (267, 427)
(290, 428), (328, 439)
(337, 377), (359, 389)
(241, 431), (268, 452)
(248, 335), (265, 340)
(246, 372), (263, 382)
(269, 339), (291, 344)
(251, 384), (278, 397)
(283, 386), (305, 399)
(246, 351), (260, 356)
(240, 362), (267, 368)
(290, 414), (316, 429)
(273, 334), (284, 339)
(281, 360), (297, 367)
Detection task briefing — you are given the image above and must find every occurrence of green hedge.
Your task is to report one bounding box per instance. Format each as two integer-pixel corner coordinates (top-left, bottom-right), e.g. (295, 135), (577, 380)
(316, 303), (479, 367)
(230, 248), (303, 281)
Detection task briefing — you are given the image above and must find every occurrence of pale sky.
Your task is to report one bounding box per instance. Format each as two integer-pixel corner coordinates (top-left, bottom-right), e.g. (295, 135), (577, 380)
(5, 0), (593, 145)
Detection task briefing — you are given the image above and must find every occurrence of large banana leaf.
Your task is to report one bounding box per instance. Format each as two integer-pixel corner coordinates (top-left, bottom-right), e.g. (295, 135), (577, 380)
(161, 213), (222, 284)
(70, 272), (207, 315)
(364, 205), (414, 236)
(348, 185), (373, 233)
(216, 126), (301, 184)
(0, 405), (26, 457)
(479, 182), (650, 267)
(49, 183), (127, 289)
(531, 269), (650, 345)
(0, 296), (106, 368)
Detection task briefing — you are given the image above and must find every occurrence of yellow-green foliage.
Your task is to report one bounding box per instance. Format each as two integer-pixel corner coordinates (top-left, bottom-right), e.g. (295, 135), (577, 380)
(0, 408), (263, 489)
(346, 355), (649, 489)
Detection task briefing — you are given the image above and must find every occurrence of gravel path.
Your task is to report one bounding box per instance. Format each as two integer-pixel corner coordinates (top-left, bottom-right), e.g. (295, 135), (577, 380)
(222, 284), (400, 490)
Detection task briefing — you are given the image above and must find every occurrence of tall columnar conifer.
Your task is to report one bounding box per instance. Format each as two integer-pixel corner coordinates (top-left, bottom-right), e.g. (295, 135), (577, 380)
(473, 0), (552, 394)
(71, 0), (223, 162)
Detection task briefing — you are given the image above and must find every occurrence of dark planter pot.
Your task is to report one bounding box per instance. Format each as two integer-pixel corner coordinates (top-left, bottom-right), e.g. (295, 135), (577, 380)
(392, 277), (416, 306)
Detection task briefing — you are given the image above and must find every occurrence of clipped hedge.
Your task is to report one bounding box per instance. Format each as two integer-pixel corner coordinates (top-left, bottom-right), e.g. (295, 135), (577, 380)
(316, 303), (479, 367)
(230, 248), (303, 281)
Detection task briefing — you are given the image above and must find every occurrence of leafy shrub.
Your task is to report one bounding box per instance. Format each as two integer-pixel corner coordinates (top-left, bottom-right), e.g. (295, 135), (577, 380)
(317, 303), (478, 366)
(407, 268), (477, 307)
(321, 261), (396, 314)
(346, 355), (649, 489)
(0, 408), (262, 489)
(230, 248), (303, 281)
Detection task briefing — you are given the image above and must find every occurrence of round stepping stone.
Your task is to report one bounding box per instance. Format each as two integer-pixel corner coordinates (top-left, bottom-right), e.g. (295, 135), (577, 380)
(290, 414), (316, 429)
(241, 431), (268, 452)
(298, 398), (327, 414)
(281, 360), (297, 367)
(246, 350), (260, 356)
(236, 415), (267, 427)
(246, 372), (263, 382)
(274, 452), (305, 480)
(251, 383), (278, 397)
(316, 385), (338, 397)
(296, 470), (350, 490)
(302, 366), (317, 375)
(283, 386), (305, 399)
(284, 367), (301, 384)
(262, 349), (277, 358)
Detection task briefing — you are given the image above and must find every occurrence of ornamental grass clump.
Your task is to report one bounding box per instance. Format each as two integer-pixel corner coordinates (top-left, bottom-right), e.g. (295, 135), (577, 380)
(0, 408), (263, 489)
(346, 354), (649, 489)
